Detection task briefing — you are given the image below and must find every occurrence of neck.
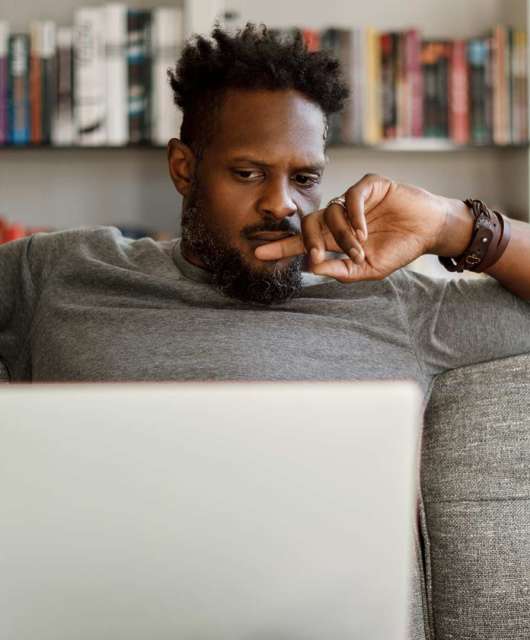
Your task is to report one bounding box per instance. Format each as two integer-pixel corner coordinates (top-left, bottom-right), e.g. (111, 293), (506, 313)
(180, 239), (208, 270)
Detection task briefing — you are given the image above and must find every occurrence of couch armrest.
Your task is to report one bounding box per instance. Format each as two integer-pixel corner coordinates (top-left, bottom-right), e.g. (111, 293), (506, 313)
(421, 353), (530, 640)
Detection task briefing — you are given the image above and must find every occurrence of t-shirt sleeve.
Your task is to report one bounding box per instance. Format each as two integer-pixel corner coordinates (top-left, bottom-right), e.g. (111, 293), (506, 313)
(390, 268), (530, 378)
(0, 235), (41, 378)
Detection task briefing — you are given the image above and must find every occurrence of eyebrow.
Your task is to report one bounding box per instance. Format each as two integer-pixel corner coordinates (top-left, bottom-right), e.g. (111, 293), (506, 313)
(229, 156), (326, 173)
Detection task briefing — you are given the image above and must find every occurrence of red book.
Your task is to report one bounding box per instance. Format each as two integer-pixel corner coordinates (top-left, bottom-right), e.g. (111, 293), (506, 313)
(29, 24), (42, 144)
(302, 29), (320, 52)
(449, 40), (470, 144)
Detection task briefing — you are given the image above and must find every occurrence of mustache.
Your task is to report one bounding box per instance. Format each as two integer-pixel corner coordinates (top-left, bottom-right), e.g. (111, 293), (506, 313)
(242, 219), (300, 238)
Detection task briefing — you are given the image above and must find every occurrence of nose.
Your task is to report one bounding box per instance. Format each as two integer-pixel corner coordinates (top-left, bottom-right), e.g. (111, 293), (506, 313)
(257, 177), (298, 220)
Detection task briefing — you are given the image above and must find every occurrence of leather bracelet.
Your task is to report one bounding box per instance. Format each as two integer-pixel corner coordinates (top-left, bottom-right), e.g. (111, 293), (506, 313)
(438, 199), (511, 273)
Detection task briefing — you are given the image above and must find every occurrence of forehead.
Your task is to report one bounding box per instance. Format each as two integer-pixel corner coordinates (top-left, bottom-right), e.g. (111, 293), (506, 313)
(207, 89), (327, 165)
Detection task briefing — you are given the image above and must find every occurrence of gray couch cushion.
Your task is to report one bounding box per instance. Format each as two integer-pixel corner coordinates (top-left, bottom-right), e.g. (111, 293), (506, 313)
(422, 353), (530, 639)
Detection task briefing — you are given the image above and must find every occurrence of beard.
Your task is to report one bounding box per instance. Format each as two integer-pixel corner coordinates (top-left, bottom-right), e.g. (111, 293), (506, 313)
(180, 187), (304, 306)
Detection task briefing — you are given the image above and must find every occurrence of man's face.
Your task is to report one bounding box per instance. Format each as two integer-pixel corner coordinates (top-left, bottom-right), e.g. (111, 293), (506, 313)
(174, 89), (327, 305)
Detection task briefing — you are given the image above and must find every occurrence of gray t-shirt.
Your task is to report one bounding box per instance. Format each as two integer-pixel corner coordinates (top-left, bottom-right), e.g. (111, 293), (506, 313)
(1, 226), (529, 397)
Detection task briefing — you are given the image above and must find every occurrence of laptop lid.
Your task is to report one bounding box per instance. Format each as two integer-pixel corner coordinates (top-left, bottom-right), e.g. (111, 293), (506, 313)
(0, 381), (421, 640)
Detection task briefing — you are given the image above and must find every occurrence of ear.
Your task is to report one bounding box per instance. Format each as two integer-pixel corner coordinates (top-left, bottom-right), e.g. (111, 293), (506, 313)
(167, 138), (196, 197)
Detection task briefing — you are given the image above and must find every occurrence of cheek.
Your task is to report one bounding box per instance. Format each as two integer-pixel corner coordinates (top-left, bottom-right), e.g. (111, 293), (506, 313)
(201, 178), (255, 232)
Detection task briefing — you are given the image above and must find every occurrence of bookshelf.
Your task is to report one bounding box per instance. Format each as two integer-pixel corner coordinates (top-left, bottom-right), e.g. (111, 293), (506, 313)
(1, 0), (529, 275)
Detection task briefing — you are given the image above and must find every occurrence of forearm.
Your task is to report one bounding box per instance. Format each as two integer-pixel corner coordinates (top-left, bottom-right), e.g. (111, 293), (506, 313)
(484, 218), (530, 301)
(434, 198), (530, 301)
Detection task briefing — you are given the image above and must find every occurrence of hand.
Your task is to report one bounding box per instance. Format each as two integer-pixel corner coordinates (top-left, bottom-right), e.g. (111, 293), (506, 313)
(254, 174), (452, 283)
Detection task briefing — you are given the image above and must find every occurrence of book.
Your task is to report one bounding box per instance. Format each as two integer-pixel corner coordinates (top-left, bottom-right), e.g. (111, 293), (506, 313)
(449, 40), (469, 144)
(29, 22), (43, 143)
(320, 28), (343, 145)
(302, 29), (320, 52)
(338, 29), (355, 144)
(492, 25), (509, 145)
(0, 21), (9, 145)
(363, 27), (382, 144)
(405, 29), (423, 138)
(151, 6), (183, 146)
(421, 40), (450, 138)
(8, 33), (30, 145)
(127, 9), (152, 144)
(52, 27), (74, 145)
(40, 21), (57, 144)
(381, 32), (397, 138)
(467, 37), (492, 144)
(74, 7), (106, 145)
(105, 3), (128, 146)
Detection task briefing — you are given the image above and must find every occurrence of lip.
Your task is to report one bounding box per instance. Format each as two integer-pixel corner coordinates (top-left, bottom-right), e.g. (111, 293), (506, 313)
(247, 231), (296, 243)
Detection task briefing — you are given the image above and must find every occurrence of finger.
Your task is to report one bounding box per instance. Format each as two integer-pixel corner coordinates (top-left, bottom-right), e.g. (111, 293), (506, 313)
(344, 179), (375, 243)
(254, 234), (305, 260)
(324, 204), (365, 264)
(311, 257), (367, 282)
(301, 211), (327, 265)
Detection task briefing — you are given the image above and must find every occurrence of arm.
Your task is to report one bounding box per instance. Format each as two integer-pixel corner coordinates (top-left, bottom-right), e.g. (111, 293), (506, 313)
(255, 174), (530, 302)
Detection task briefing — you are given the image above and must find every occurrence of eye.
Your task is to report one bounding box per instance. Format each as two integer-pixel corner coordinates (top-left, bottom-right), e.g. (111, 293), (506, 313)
(294, 173), (320, 188)
(232, 169), (262, 180)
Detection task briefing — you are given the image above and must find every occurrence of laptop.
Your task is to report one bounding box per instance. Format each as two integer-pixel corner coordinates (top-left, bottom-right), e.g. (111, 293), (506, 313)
(0, 381), (421, 640)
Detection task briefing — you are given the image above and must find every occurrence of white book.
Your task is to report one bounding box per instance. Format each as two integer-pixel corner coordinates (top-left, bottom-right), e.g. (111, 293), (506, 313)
(104, 3), (127, 146)
(74, 7), (106, 145)
(151, 6), (183, 146)
(52, 27), (74, 145)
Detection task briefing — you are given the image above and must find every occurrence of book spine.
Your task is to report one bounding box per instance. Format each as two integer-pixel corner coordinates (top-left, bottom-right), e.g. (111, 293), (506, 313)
(105, 3), (128, 146)
(421, 41), (437, 137)
(437, 42), (450, 138)
(127, 9), (152, 144)
(40, 21), (56, 144)
(338, 29), (354, 144)
(381, 32), (396, 139)
(151, 6), (183, 146)
(363, 27), (382, 145)
(74, 8), (106, 145)
(0, 21), (9, 145)
(449, 40), (469, 144)
(519, 31), (528, 144)
(302, 29), (320, 52)
(468, 38), (490, 144)
(396, 32), (407, 137)
(504, 27), (515, 144)
(52, 27), (74, 145)
(514, 29), (524, 144)
(406, 29), (423, 137)
(320, 29), (342, 144)
(492, 25), (509, 145)
(29, 23), (42, 144)
(8, 33), (30, 145)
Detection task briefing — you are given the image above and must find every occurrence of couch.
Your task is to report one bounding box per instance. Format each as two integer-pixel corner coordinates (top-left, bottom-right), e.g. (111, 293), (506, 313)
(1, 354), (528, 639)
(411, 352), (530, 640)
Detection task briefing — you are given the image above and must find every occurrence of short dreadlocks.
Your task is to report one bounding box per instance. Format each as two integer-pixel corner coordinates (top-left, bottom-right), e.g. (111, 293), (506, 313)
(168, 23), (349, 154)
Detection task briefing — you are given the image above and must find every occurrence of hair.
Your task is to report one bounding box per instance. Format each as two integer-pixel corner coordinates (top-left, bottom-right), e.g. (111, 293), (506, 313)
(167, 23), (349, 154)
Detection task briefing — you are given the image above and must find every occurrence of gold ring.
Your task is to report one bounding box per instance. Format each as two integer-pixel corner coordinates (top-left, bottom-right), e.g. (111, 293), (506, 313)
(327, 195), (347, 209)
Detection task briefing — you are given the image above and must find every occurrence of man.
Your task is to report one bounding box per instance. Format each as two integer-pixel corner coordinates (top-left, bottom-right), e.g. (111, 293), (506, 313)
(1, 24), (529, 390)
